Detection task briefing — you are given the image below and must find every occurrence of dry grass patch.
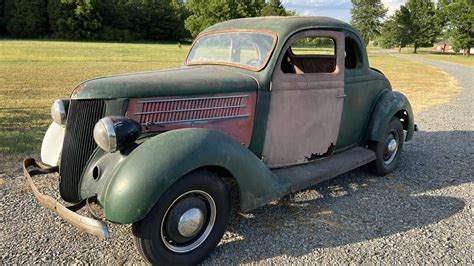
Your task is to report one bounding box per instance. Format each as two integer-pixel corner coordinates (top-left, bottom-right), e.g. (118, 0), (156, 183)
(370, 54), (460, 114)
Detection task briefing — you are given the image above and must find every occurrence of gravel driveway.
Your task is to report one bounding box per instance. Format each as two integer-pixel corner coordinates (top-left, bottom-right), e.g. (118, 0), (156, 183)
(1, 57), (473, 264)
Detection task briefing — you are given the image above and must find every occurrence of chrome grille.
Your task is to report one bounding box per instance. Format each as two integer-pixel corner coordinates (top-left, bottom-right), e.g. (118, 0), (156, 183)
(59, 99), (105, 202)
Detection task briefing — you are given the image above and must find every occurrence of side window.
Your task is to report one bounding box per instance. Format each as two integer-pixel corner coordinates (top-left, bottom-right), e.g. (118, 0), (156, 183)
(281, 36), (337, 74)
(345, 37), (359, 69)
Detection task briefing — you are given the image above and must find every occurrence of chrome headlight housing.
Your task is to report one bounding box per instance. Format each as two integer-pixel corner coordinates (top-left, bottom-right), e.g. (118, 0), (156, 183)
(93, 116), (141, 153)
(51, 99), (70, 126)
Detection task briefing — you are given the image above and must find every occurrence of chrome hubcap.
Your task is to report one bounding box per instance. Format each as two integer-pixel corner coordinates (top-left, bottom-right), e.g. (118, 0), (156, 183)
(383, 132), (399, 165)
(178, 208), (205, 238)
(387, 139), (397, 153)
(161, 190), (216, 253)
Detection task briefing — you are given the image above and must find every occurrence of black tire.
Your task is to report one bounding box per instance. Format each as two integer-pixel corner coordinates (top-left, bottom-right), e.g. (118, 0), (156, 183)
(132, 170), (231, 265)
(369, 118), (404, 176)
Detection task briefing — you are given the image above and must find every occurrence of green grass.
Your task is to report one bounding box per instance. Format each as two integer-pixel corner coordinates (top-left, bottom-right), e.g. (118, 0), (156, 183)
(291, 47), (335, 55)
(0, 40), (459, 156)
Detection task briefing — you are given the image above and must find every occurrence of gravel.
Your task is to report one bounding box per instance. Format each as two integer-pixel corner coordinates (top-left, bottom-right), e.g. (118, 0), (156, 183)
(1, 57), (473, 264)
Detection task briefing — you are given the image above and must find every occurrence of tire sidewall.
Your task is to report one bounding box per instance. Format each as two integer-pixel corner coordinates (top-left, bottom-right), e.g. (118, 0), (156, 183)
(373, 118), (404, 175)
(134, 171), (231, 265)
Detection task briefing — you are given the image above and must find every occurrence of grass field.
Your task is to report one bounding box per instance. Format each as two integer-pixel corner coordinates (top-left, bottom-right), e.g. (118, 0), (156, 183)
(0, 40), (459, 157)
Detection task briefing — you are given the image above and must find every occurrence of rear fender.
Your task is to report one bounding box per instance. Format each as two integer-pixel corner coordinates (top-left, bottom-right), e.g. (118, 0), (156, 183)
(368, 91), (414, 142)
(101, 128), (290, 224)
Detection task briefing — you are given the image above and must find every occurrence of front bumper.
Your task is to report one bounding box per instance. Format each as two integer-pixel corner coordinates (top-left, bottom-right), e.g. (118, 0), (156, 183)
(23, 158), (109, 238)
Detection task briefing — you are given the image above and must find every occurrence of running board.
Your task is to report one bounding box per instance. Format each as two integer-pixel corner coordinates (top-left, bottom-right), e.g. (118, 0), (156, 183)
(273, 147), (376, 192)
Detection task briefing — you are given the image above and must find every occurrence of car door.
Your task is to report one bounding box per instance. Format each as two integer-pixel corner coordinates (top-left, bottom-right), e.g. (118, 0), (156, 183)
(335, 32), (383, 149)
(262, 30), (346, 168)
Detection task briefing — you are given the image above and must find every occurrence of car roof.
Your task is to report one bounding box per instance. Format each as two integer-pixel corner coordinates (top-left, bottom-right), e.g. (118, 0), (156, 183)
(203, 16), (360, 39)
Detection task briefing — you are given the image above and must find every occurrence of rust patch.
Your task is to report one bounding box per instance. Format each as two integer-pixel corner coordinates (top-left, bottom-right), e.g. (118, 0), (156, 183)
(305, 143), (335, 161)
(70, 83), (85, 98)
(126, 92), (257, 147)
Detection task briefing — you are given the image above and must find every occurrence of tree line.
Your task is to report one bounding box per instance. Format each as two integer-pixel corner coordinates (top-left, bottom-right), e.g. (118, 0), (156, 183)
(351, 0), (473, 56)
(1, 0), (471, 56)
(0, 0), (293, 41)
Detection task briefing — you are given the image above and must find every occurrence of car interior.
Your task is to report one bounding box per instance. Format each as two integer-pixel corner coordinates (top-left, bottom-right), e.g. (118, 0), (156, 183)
(281, 37), (358, 74)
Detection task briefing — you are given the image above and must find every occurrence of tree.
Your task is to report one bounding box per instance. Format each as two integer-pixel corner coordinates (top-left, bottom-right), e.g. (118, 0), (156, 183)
(351, 0), (388, 45)
(4, 0), (48, 37)
(170, 0), (191, 40)
(261, 0), (290, 16)
(405, 0), (437, 53)
(185, 0), (265, 37)
(122, 0), (183, 41)
(0, 0), (5, 35)
(48, 0), (189, 41)
(47, 0), (102, 40)
(438, 0), (473, 56)
(380, 6), (413, 52)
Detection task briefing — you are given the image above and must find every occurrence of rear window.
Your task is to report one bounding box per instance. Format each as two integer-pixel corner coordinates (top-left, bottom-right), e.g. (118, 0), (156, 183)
(290, 37), (335, 56)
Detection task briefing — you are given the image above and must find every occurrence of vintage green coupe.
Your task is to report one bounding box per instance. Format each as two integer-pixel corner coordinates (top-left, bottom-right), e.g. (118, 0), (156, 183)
(24, 16), (415, 264)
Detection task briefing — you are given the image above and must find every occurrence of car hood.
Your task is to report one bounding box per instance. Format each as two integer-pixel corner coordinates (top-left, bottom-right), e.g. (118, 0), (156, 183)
(72, 66), (258, 99)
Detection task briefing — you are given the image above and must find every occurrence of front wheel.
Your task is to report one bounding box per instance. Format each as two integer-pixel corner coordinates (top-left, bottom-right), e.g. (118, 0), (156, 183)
(132, 170), (231, 265)
(369, 118), (404, 176)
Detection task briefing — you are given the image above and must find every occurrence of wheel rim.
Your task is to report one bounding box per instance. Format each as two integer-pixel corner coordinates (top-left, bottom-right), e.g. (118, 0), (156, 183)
(383, 130), (399, 165)
(160, 190), (216, 253)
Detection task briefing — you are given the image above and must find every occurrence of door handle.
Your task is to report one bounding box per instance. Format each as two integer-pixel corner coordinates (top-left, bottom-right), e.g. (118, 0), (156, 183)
(336, 94), (347, 98)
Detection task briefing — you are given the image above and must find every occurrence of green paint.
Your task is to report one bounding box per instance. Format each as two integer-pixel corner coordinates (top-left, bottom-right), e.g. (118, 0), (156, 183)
(82, 129), (290, 224)
(104, 98), (129, 117)
(367, 91), (415, 142)
(74, 66), (258, 99)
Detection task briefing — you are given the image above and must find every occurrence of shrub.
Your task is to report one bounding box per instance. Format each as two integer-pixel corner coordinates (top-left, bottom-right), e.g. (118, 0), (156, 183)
(0, 0), (5, 35)
(4, 0), (48, 37)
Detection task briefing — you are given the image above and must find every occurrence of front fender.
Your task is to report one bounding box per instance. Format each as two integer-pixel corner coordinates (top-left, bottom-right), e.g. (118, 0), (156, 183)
(368, 91), (414, 142)
(102, 128), (290, 224)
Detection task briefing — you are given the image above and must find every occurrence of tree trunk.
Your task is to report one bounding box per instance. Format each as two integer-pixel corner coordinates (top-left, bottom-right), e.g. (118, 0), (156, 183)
(413, 43), (418, 54)
(399, 42), (402, 53)
(464, 47), (470, 57)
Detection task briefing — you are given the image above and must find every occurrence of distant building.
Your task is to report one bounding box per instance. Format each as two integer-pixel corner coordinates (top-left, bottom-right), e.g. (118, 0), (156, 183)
(433, 41), (474, 55)
(432, 41), (449, 53)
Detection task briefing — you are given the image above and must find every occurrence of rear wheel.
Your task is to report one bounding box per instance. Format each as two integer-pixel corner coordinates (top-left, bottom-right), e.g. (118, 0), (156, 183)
(132, 170), (231, 265)
(369, 118), (404, 176)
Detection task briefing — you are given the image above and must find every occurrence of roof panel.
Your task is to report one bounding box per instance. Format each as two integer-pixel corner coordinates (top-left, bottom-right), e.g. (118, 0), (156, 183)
(203, 16), (358, 39)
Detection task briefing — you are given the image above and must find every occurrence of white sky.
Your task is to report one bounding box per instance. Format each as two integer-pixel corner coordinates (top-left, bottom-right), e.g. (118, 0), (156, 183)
(282, 0), (407, 22)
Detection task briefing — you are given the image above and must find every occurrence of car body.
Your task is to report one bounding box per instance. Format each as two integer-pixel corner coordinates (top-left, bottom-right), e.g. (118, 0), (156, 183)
(24, 16), (415, 264)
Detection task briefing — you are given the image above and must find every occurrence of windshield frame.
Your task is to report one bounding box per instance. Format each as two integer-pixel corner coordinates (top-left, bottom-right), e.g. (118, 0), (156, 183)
(185, 29), (279, 72)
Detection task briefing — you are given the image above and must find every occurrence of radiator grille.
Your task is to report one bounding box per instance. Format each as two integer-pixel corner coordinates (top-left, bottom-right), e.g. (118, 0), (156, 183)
(136, 95), (250, 125)
(59, 100), (105, 202)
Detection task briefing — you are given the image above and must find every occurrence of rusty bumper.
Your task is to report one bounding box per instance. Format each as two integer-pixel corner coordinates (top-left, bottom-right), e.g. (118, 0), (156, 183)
(23, 158), (109, 238)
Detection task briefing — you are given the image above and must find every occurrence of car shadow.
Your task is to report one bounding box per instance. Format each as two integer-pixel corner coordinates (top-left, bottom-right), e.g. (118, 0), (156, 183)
(204, 130), (473, 264)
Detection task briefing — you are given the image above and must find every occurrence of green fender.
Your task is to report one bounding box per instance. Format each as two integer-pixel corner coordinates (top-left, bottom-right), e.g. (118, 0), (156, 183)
(367, 91), (415, 142)
(102, 128), (291, 224)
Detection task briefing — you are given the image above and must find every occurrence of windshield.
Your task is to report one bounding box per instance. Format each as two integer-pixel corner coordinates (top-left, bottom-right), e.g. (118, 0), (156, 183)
(186, 31), (277, 71)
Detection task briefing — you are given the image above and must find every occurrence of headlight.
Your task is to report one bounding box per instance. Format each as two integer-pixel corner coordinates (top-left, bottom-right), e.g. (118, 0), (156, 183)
(51, 99), (69, 126)
(93, 116), (142, 152)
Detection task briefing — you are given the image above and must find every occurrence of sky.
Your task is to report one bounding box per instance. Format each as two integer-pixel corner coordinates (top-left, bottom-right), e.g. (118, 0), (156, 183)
(281, 0), (407, 22)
